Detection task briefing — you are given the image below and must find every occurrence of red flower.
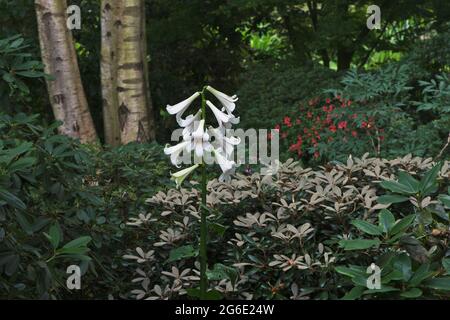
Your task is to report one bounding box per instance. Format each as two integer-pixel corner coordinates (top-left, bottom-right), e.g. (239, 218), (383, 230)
(322, 105), (328, 112)
(351, 131), (358, 137)
(326, 98), (331, 104)
(283, 116), (292, 127)
(274, 124), (280, 132)
(329, 125), (337, 133)
(338, 121), (347, 129)
(289, 136), (303, 156)
(307, 111), (313, 118)
(314, 151), (320, 159)
(347, 100), (352, 107)
(361, 121), (368, 128)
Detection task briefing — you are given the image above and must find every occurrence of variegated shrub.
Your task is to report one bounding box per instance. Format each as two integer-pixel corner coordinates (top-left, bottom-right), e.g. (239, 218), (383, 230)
(124, 154), (450, 300)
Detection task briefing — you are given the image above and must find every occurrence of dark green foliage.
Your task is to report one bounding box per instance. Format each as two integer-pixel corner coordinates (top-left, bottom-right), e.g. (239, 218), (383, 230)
(0, 113), (170, 299)
(237, 60), (340, 130)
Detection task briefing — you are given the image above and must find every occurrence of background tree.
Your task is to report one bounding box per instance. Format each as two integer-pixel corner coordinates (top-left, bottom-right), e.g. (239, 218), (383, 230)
(101, 0), (155, 144)
(35, 0), (97, 143)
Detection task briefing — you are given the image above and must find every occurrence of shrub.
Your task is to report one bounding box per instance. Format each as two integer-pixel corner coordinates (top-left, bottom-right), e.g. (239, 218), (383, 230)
(237, 60), (340, 130)
(273, 62), (450, 164)
(0, 113), (170, 299)
(124, 155), (450, 300)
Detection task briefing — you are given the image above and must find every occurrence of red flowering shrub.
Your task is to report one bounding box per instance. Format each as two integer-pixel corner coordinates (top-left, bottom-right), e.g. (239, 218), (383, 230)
(272, 96), (384, 164)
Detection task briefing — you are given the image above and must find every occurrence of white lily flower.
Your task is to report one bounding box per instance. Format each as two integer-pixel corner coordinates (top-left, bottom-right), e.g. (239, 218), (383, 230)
(206, 100), (232, 127)
(181, 110), (202, 140)
(213, 149), (235, 174)
(209, 127), (241, 158)
(219, 165), (236, 183)
(171, 164), (199, 189)
(164, 140), (190, 167)
(206, 86), (238, 113)
(191, 120), (212, 157)
(167, 92), (200, 120)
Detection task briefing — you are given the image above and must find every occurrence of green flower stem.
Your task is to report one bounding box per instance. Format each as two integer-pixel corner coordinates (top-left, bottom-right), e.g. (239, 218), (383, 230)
(199, 87), (208, 299)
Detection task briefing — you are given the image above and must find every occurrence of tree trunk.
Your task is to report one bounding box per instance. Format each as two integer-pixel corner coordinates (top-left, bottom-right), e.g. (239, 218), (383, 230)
(100, 0), (121, 146)
(35, 0), (98, 143)
(337, 48), (354, 71)
(115, 0), (155, 144)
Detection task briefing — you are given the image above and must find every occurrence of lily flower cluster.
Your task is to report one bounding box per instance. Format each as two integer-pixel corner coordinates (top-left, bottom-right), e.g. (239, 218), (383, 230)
(164, 86), (241, 187)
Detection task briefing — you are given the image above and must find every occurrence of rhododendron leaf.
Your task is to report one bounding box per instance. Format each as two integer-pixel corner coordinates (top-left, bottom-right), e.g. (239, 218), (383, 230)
(166, 245), (198, 263)
(338, 239), (380, 250)
(377, 195), (409, 204)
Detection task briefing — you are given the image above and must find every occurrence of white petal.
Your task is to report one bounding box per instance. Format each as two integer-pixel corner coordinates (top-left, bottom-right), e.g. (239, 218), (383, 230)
(214, 149), (235, 173)
(207, 86), (238, 103)
(167, 92), (200, 115)
(177, 109), (201, 128)
(206, 86), (238, 117)
(206, 100), (231, 126)
(164, 141), (190, 167)
(195, 142), (203, 157)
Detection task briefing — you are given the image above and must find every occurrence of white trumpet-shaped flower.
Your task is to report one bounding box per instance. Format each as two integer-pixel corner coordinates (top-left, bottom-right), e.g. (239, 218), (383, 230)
(209, 127), (241, 158)
(166, 92), (200, 126)
(191, 120), (213, 157)
(219, 165), (236, 183)
(213, 149), (235, 174)
(206, 86), (238, 114)
(206, 100), (232, 127)
(181, 110), (202, 140)
(164, 140), (190, 167)
(165, 87), (241, 187)
(170, 164), (199, 189)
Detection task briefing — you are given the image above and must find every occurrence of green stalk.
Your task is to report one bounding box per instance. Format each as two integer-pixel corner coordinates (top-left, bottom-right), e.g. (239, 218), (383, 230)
(199, 87), (208, 299)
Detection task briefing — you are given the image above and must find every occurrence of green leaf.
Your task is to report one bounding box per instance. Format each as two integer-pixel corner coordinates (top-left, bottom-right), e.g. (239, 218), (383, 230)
(62, 236), (92, 249)
(400, 288), (422, 298)
(419, 163), (442, 195)
(335, 265), (366, 278)
(15, 70), (46, 78)
(377, 195), (409, 205)
(341, 286), (365, 300)
(409, 263), (433, 286)
(439, 195), (450, 208)
(338, 239), (380, 251)
(380, 180), (417, 195)
(48, 224), (61, 249)
(166, 245), (198, 263)
(209, 222), (227, 237)
(363, 286), (400, 294)
(442, 258), (450, 275)
(0, 189), (26, 210)
(423, 277), (450, 291)
(390, 215), (416, 236)
(13, 212), (33, 235)
(351, 219), (382, 236)
(397, 171), (420, 193)
(206, 263), (239, 287)
(379, 209), (396, 233)
(393, 253), (412, 281)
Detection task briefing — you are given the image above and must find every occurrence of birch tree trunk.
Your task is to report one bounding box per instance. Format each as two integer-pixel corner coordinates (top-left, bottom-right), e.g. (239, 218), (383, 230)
(100, 0), (121, 146)
(35, 0), (98, 143)
(102, 0), (155, 144)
